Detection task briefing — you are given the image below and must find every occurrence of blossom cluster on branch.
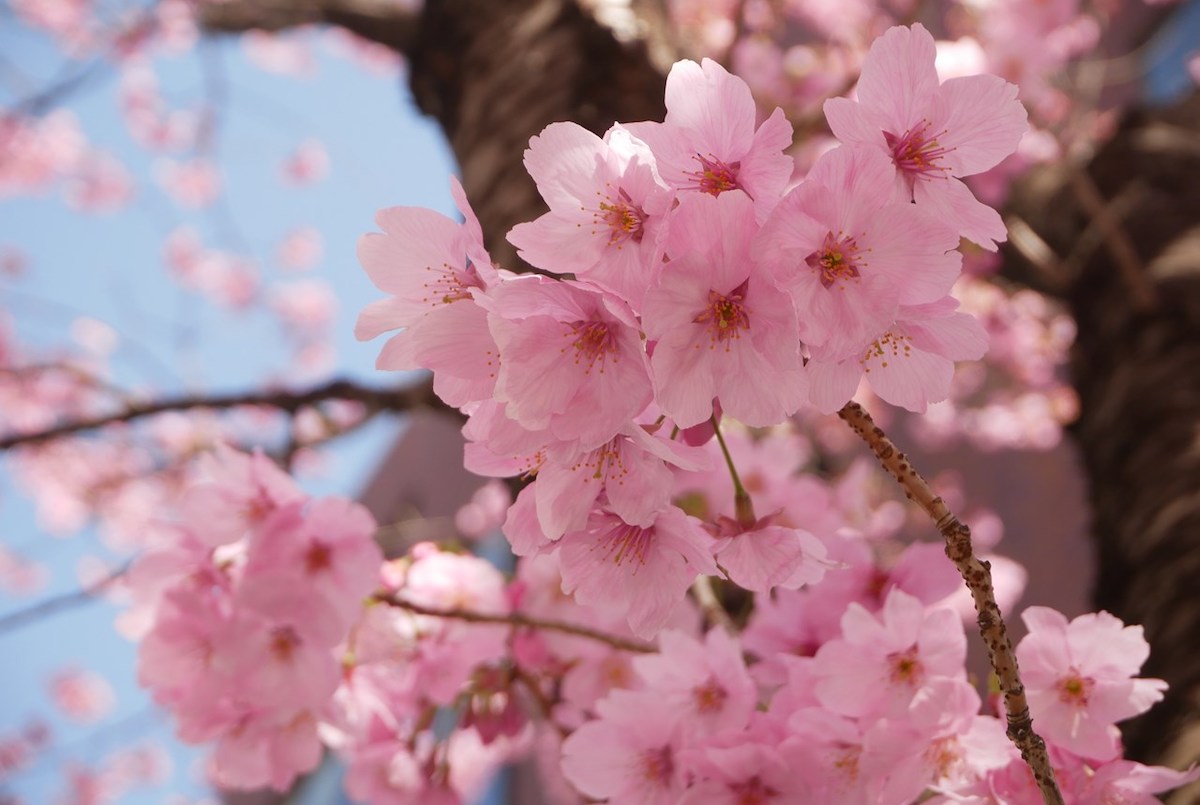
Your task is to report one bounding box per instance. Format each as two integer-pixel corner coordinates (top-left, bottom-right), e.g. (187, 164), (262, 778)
(107, 22), (1200, 805)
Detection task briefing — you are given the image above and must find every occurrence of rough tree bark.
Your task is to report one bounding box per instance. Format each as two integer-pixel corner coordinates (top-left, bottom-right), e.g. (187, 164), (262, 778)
(201, 0), (1200, 792)
(1005, 95), (1200, 795)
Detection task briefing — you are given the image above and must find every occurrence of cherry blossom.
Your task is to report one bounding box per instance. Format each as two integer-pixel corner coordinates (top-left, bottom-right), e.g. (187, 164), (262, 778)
(823, 23), (1029, 250)
(1017, 607), (1168, 761)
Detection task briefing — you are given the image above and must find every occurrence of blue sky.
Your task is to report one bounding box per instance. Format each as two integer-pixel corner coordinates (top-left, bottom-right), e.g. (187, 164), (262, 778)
(0, 22), (459, 804)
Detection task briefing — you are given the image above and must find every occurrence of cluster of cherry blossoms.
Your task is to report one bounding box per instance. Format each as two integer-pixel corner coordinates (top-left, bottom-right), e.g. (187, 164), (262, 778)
(124, 440), (1195, 801)
(358, 23), (1019, 635)
(103, 21), (1197, 805)
(128, 446), (382, 790)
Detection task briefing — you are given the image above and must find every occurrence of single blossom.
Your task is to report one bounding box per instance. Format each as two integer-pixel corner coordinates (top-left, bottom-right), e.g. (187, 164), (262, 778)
(755, 144), (964, 362)
(627, 57), (794, 221)
(632, 629), (758, 738)
(1017, 607), (1167, 761)
(823, 23), (1028, 249)
(533, 421), (711, 540)
(642, 192), (807, 429)
(555, 507), (718, 638)
(807, 296), (989, 413)
(560, 689), (687, 804)
(356, 177), (501, 408)
(508, 122), (674, 310)
(488, 276), (652, 450)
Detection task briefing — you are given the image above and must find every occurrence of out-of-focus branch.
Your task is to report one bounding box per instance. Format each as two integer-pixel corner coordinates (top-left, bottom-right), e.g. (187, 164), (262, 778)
(198, 0), (422, 53)
(0, 377), (447, 451)
(0, 563), (129, 635)
(374, 592), (656, 654)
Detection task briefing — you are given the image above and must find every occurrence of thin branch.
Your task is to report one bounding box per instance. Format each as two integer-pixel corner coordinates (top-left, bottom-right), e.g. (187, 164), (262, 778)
(0, 562), (129, 636)
(0, 377), (447, 451)
(837, 401), (1064, 805)
(374, 592), (655, 654)
(1066, 165), (1158, 312)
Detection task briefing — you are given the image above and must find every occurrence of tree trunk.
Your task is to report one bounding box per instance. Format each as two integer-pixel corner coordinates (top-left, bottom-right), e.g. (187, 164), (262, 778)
(1006, 93), (1200, 782)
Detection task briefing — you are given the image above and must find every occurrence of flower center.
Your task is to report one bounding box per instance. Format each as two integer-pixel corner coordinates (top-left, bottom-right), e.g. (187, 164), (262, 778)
(833, 745), (861, 782)
(574, 439), (627, 483)
(304, 541), (332, 574)
(597, 522), (653, 567)
(269, 626), (301, 663)
(692, 678), (729, 713)
(594, 185), (646, 246)
(693, 280), (751, 346)
(566, 320), (617, 373)
(422, 261), (485, 306)
(887, 647), (923, 687)
(732, 777), (778, 805)
(861, 331), (914, 372)
(884, 121), (952, 181)
(639, 745), (674, 784)
(806, 232), (863, 289)
(1057, 672), (1095, 707)
(687, 153), (742, 196)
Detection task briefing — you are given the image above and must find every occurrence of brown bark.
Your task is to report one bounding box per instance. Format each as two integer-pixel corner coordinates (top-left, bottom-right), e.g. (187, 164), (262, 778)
(402, 0), (671, 269)
(1005, 93), (1200, 780)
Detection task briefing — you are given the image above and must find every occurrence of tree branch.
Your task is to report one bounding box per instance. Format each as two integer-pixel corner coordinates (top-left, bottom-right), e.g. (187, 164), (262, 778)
(0, 377), (447, 451)
(838, 401), (1064, 805)
(197, 0), (422, 54)
(373, 592), (655, 654)
(0, 562), (129, 635)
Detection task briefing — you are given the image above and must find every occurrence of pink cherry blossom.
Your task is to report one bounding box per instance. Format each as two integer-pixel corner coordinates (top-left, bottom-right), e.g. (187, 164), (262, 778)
(533, 421), (710, 540)
(176, 444), (305, 547)
(561, 689), (687, 804)
(1017, 607), (1167, 761)
(356, 181), (501, 408)
(709, 514), (831, 593)
(269, 279), (337, 335)
(239, 497), (382, 645)
(207, 709), (323, 792)
(243, 30), (316, 75)
(679, 738), (812, 804)
(627, 57), (794, 221)
(555, 507), (718, 638)
(276, 226), (323, 271)
(823, 23), (1028, 249)
(488, 276), (652, 449)
(154, 157), (221, 208)
(48, 668), (116, 723)
(807, 296), (989, 413)
(756, 144), (964, 362)
(64, 151), (134, 213)
(507, 122), (674, 310)
(811, 589), (967, 721)
(280, 139), (330, 185)
(454, 479), (512, 540)
(642, 192), (807, 428)
(633, 628), (757, 738)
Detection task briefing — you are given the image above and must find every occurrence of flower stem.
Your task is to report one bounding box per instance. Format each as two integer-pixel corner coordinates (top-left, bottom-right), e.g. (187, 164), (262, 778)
(711, 414), (756, 527)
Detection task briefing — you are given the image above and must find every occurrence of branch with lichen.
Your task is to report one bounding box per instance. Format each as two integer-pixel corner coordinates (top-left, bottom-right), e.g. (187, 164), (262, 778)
(837, 401), (1064, 805)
